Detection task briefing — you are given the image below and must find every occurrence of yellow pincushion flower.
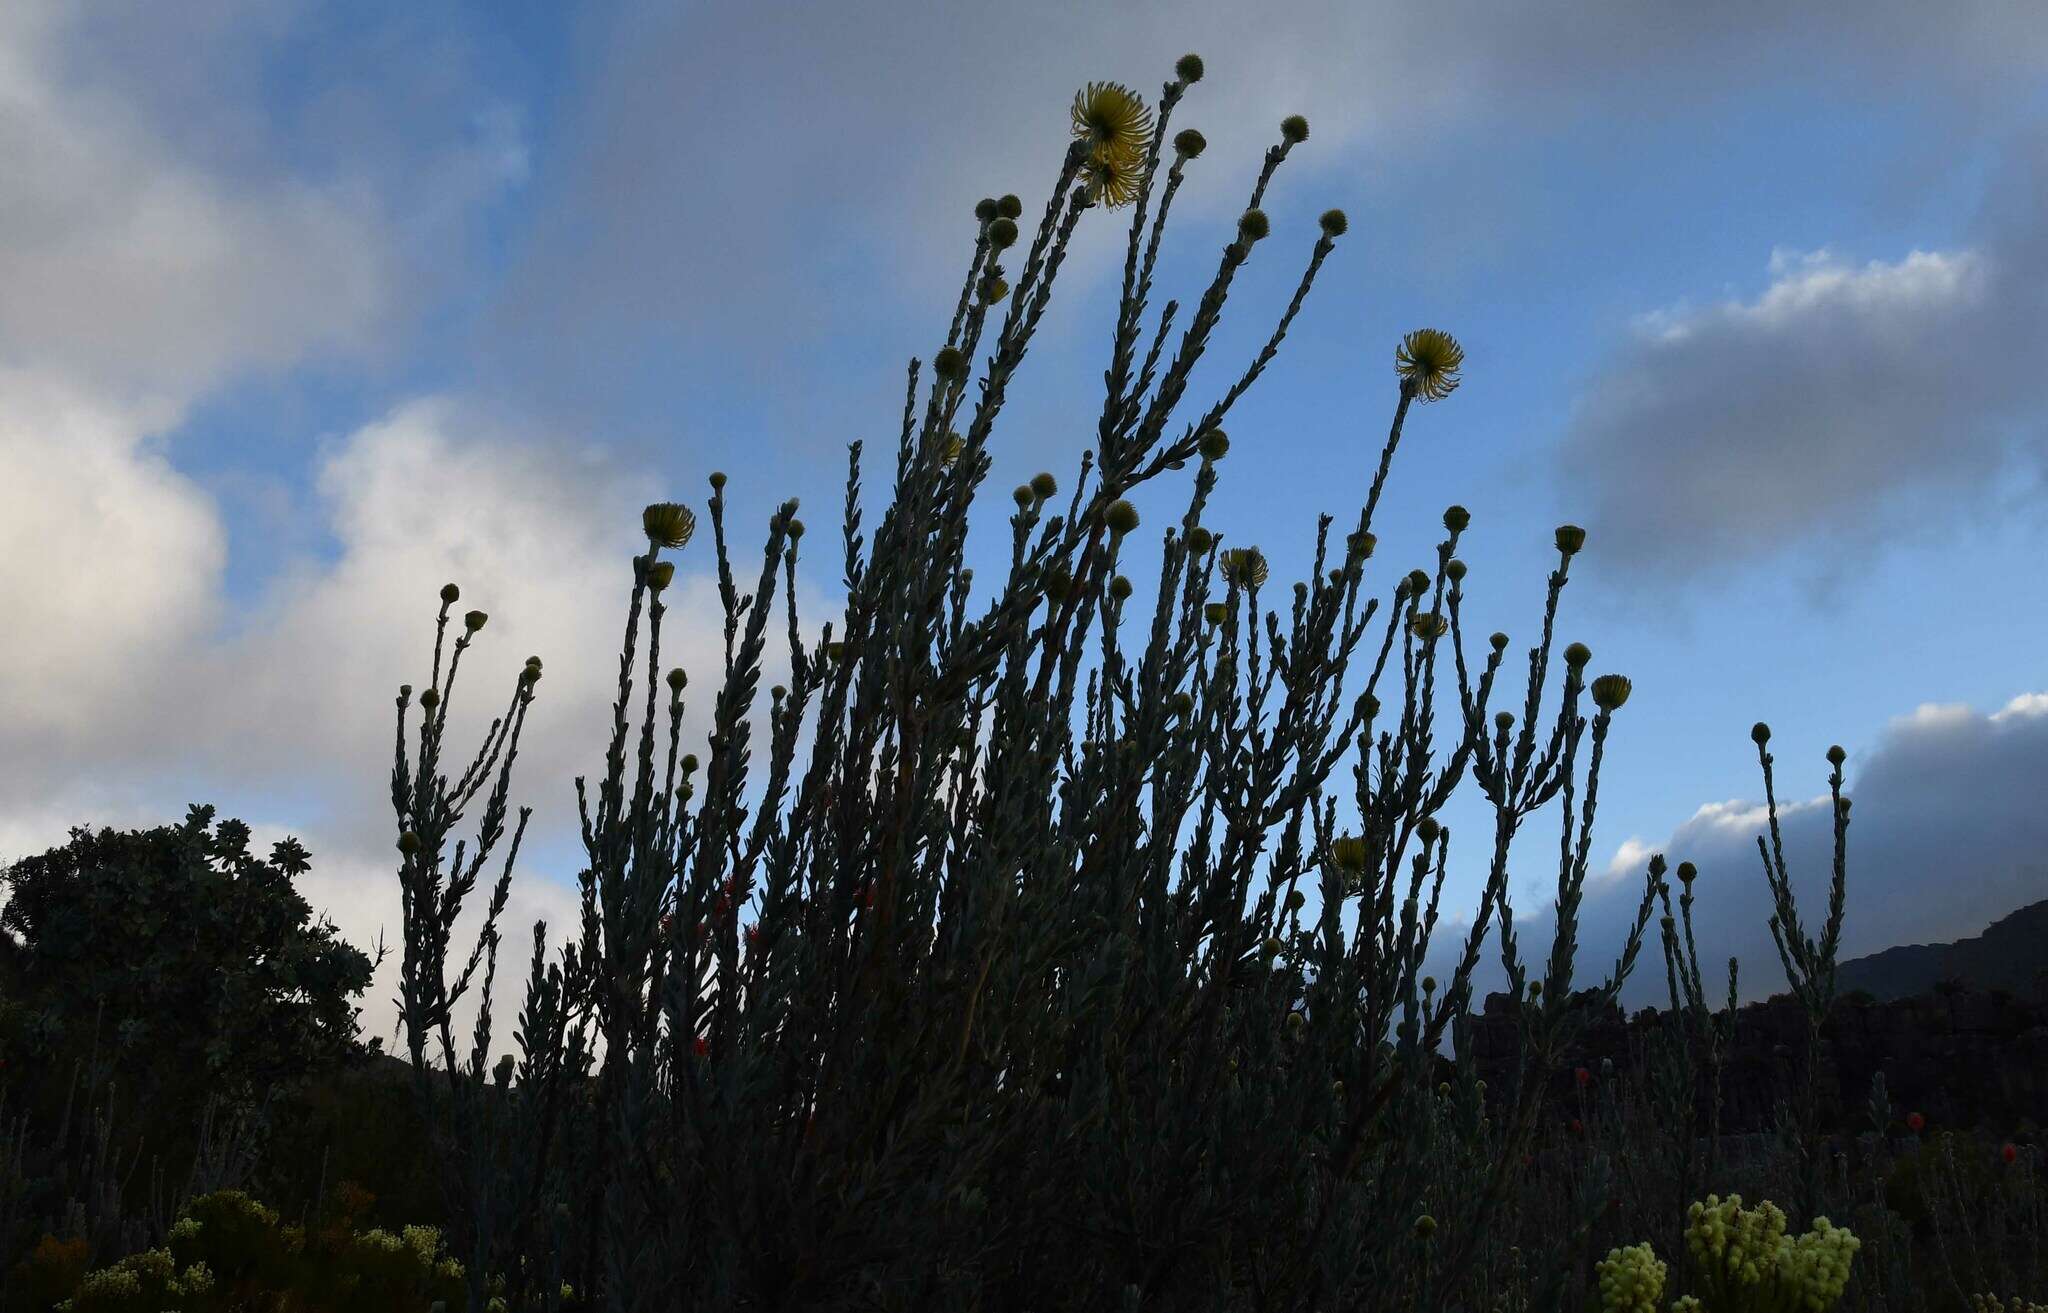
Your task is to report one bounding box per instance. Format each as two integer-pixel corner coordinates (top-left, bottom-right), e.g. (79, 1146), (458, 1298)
(1071, 81), (1153, 167)
(1395, 329), (1466, 402)
(1595, 1242), (1665, 1313)
(1219, 546), (1269, 589)
(1085, 145), (1144, 208)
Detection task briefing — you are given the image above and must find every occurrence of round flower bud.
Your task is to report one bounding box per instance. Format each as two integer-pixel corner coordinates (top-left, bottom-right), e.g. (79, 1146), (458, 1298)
(648, 561), (676, 591)
(441, 583), (461, 604)
(1319, 208), (1348, 237)
(1280, 114), (1309, 143)
(1528, 980), (1542, 997)
(996, 194), (1023, 220)
(1187, 527), (1215, 555)
(1421, 975), (1437, 993)
(787, 518), (806, 540)
(520, 664), (541, 686)
(1438, 1081), (1451, 1097)
(464, 609), (488, 632)
(1173, 127), (1207, 159)
(1264, 936), (1283, 957)
(709, 471), (728, 490)
(644, 502), (697, 548)
(1169, 691), (1194, 717)
(1285, 889), (1305, 912)
(1348, 530), (1376, 561)
(1495, 710), (1514, 732)
(399, 683), (412, 698)
(933, 347), (969, 382)
(1405, 568), (1432, 596)
(1417, 816), (1441, 843)
(420, 688), (440, 709)
(1204, 602), (1227, 625)
(1563, 641), (1591, 670)
(1358, 693), (1380, 719)
(1030, 471), (1059, 499)
(1198, 428), (1230, 460)
(1443, 505), (1470, 533)
(1104, 499), (1140, 535)
(525, 655), (542, 669)
(1175, 52), (1204, 83)
(680, 754), (699, 774)
(1109, 575), (1134, 601)
(1827, 744), (1846, 766)
(666, 668), (687, 693)
(1590, 674), (1632, 711)
(1415, 1215), (1437, 1238)
(398, 831), (420, 855)
(771, 684), (786, 701)
(1752, 721), (1771, 746)
(989, 217), (1019, 249)
(1286, 1010), (1306, 1035)
(1677, 861), (1697, 884)
(1238, 209), (1270, 243)
(1489, 631), (1509, 651)
(1446, 559), (1467, 582)
(975, 197), (998, 222)
(1013, 484), (1033, 508)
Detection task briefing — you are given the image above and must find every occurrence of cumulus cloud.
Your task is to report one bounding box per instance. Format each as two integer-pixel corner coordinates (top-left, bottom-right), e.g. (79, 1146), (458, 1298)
(1424, 691), (2048, 1014)
(1560, 129), (2048, 584)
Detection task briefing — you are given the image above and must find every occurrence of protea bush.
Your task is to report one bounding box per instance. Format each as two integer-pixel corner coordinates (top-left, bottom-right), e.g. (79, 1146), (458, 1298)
(374, 56), (1881, 1313)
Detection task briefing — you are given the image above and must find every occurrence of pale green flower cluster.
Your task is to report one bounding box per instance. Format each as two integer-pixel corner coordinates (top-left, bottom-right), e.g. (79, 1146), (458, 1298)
(55, 1247), (215, 1311)
(1596, 1241), (1666, 1313)
(1972, 1297), (2048, 1313)
(1680, 1194), (1859, 1312)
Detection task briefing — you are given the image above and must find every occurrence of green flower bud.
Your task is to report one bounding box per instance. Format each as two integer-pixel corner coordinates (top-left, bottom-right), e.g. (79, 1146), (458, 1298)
(1590, 673), (1632, 711)
(1104, 499), (1140, 535)
(1204, 602), (1227, 625)
(1495, 710), (1514, 731)
(1030, 471), (1059, 499)
(1109, 574), (1133, 601)
(681, 754), (699, 773)
(1319, 208), (1348, 237)
(1415, 1215), (1437, 1238)
(933, 347), (969, 381)
(1752, 721), (1771, 746)
(642, 502), (695, 550)
(398, 831), (420, 855)
(1280, 114), (1309, 143)
(525, 655), (542, 669)
(648, 561), (676, 591)
(1187, 527), (1215, 555)
(1438, 1081), (1452, 1097)
(1421, 975), (1437, 993)
(1285, 889), (1305, 912)
(1175, 52), (1204, 83)
(520, 664), (541, 686)
(1168, 691), (1195, 717)
(1173, 127), (1207, 158)
(1198, 428), (1230, 461)
(989, 217), (1019, 249)
(1443, 505), (1470, 533)
(1528, 980), (1542, 998)
(1417, 816), (1441, 844)
(1677, 861), (1697, 884)
(1827, 743), (1846, 767)
(440, 582), (461, 604)
(975, 197), (998, 222)
(1348, 530), (1377, 561)
(464, 609), (488, 632)
(786, 518), (805, 540)
(1358, 693), (1380, 719)
(666, 668), (687, 693)
(1238, 209), (1270, 242)
(1264, 936), (1284, 957)
(1563, 641), (1591, 670)
(997, 194), (1023, 220)
(420, 688), (440, 710)
(1446, 559), (1466, 582)
(1404, 568), (1431, 596)
(1554, 524), (1586, 555)
(709, 471), (727, 490)
(1489, 631), (1509, 651)
(771, 684), (787, 701)
(1013, 484), (1033, 508)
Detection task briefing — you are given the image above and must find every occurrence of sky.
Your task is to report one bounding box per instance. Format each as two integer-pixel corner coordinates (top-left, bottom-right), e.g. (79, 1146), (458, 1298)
(4, 1), (2047, 1057)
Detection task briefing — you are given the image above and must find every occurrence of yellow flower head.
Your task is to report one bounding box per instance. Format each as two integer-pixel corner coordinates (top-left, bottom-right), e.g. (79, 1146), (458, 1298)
(1395, 329), (1466, 402)
(1071, 82), (1153, 166)
(1085, 146), (1144, 208)
(1220, 546), (1269, 590)
(643, 502), (697, 550)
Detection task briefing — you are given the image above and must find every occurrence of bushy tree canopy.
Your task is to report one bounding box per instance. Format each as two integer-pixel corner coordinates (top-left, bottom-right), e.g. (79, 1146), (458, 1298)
(1, 803), (380, 1103)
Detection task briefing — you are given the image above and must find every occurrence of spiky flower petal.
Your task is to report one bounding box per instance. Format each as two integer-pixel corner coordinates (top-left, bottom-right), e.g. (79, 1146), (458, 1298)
(643, 502), (697, 549)
(1071, 82), (1153, 167)
(1395, 328), (1465, 402)
(1220, 546), (1269, 589)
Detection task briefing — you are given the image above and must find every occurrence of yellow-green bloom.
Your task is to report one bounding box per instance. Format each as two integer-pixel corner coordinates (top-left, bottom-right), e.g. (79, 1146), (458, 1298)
(1085, 147), (1144, 208)
(648, 561), (675, 591)
(1331, 835), (1369, 872)
(1594, 1242), (1666, 1313)
(1555, 523), (1587, 555)
(643, 502), (697, 549)
(1220, 546), (1269, 589)
(1104, 499), (1139, 535)
(1591, 673), (1632, 711)
(1410, 612), (1449, 640)
(1320, 208), (1348, 237)
(1071, 82), (1153, 167)
(1280, 114), (1309, 143)
(1395, 328), (1465, 402)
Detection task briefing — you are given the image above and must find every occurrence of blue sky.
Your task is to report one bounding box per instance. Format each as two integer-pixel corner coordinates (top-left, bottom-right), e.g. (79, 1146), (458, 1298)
(5, 1), (2047, 1049)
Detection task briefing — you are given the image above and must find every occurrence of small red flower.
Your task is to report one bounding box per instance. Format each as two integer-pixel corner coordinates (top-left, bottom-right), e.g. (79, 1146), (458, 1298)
(692, 1035), (710, 1058)
(1907, 1112), (1926, 1133)
(1575, 1067), (1592, 1088)
(1569, 1118), (1584, 1136)
(745, 925), (761, 949)
(2002, 1142), (2019, 1164)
